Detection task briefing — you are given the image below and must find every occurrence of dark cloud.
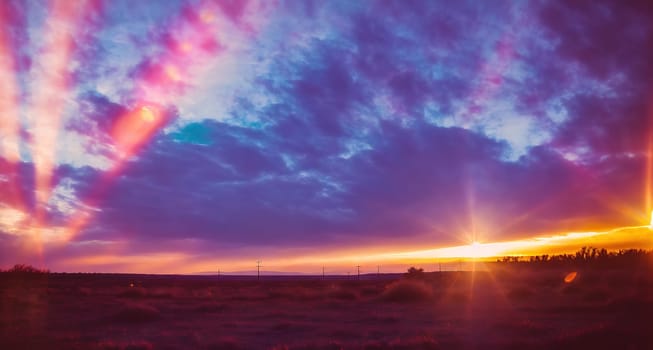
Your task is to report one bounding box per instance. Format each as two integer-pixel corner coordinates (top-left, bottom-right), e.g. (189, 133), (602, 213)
(538, 0), (653, 155)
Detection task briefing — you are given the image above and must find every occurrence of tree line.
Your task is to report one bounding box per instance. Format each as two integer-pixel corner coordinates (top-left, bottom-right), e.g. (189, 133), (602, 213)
(496, 247), (652, 267)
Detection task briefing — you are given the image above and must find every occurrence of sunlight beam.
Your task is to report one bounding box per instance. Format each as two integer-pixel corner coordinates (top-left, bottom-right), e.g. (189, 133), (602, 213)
(0, 5), (22, 165)
(0, 2), (29, 214)
(646, 114), (653, 217)
(28, 0), (98, 218)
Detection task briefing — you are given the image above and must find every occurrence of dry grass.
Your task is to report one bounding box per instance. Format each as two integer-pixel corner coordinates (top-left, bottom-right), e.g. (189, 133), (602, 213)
(97, 340), (154, 350)
(381, 279), (433, 302)
(110, 303), (161, 323)
(1, 264), (652, 349)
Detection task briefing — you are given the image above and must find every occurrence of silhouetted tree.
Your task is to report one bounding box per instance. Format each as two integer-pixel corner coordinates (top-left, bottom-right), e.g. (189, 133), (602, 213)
(405, 267), (425, 279)
(2, 264), (49, 274)
(496, 247), (652, 268)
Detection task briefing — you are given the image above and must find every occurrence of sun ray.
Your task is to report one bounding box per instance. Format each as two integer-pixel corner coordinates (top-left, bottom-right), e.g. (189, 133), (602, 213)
(645, 108), (653, 216)
(28, 0), (100, 223)
(0, 2), (28, 212)
(0, 8), (22, 165)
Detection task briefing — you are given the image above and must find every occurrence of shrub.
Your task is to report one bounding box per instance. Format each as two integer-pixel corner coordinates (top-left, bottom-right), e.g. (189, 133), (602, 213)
(327, 287), (359, 301)
(205, 337), (242, 350)
(111, 303), (161, 323)
(390, 335), (439, 350)
(98, 340), (153, 350)
(3, 264), (49, 274)
(381, 279), (433, 302)
(405, 267), (425, 279)
(194, 302), (228, 313)
(364, 335), (439, 349)
(507, 285), (535, 300)
(124, 342), (153, 350)
(118, 286), (147, 298)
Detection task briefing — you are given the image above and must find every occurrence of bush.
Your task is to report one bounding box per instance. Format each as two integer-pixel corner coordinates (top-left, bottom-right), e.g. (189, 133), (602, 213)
(364, 335), (439, 349)
(381, 280), (433, 302)
(326, 286), (359, 301)
(205, 337), (242, 350)
(118, 286), (148, 298)
(507, 285), (535, 300)
(98, 340), (153, 350)
(405, 267), (425, 279)
(3, 264), (49, 274)
(111, 303), (161, 323)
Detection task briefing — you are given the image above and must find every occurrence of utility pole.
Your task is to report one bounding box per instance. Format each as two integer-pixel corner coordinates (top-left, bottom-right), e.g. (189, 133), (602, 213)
(256, 260), (262, 281)
(217, 268), (220, 279)
(356, 265), (361, 280)
(439, 262), (442, 273)
(377, 265), (380, 277)
(322, 266), (325, 280)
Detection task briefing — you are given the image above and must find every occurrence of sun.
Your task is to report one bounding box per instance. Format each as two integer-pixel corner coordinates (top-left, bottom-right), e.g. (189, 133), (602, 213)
(469, 241), (482, 257)
(454, 241), (485, 259)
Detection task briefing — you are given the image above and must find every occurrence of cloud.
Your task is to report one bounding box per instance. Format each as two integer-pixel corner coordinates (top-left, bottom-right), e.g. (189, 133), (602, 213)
(537, 0), (653, 157)
(46, 1), (649, 249)
(1, 1), (652, 270)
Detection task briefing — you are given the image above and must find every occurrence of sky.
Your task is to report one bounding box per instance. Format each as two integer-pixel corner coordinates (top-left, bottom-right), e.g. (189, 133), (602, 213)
(1, 0), (652, 274)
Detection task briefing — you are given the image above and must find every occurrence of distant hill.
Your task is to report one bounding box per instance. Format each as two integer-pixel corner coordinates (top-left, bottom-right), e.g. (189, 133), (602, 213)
(192, 270), (308, 276)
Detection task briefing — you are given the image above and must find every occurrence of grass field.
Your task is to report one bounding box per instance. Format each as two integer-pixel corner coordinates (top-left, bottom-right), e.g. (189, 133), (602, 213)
(1, 262), (652, 349)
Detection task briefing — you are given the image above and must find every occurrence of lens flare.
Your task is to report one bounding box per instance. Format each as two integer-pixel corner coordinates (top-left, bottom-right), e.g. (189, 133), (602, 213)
(564, 272), (577, 283)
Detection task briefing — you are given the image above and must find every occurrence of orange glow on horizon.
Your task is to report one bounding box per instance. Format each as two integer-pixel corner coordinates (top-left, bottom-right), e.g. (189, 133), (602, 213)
(32, 220), (653, 274)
